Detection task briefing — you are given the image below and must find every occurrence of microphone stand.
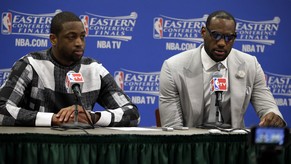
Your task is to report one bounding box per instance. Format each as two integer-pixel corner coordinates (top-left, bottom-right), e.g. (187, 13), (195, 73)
(74, 103), (78, 125)
(200, 91), (231, 129)
(60, 90), (94, 129)
(214, 91), (231, 129)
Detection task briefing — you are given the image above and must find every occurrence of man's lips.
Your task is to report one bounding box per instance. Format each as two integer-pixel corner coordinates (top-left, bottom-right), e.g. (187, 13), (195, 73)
(214, 49), (226, 56)
(74, 50), (83, 56)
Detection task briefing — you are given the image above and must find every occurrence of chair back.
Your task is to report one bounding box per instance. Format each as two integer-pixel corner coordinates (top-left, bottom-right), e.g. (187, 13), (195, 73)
(155, 108), (161, 127)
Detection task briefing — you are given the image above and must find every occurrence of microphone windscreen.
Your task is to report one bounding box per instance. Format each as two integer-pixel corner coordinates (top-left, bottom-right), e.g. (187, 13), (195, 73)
(210, 77), (228, 93)
(65, 71), (84, 93)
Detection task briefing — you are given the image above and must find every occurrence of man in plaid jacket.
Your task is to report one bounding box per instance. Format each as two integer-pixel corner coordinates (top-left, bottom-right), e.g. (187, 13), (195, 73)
(0, 11), (140, 127)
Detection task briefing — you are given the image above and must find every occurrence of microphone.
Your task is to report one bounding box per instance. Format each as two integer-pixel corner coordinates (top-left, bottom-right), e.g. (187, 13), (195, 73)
(65, 71), (84, 98)
(210, 63), (227, 102)
(210, 66), (229, 126)
(62, 71), (94, 129)
(199, 64), (231, 129)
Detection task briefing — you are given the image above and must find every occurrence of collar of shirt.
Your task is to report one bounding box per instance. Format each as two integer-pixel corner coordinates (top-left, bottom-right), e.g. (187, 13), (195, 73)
(201, 46), (228, 72)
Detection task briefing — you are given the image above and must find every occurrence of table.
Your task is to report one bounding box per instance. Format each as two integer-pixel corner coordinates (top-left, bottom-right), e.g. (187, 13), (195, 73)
(0, 127), (289, 164)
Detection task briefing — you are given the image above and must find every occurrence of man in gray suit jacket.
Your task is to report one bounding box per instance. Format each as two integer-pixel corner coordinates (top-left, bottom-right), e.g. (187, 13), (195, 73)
(159, 10), (285, 128)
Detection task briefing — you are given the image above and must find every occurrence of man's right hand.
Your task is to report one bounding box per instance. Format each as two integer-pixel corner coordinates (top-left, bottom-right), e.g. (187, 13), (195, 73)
(51, 105), (92, 126)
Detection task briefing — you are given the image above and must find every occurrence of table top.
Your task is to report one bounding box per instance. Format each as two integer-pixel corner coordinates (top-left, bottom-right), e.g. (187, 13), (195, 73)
(0, 126), (249, 136)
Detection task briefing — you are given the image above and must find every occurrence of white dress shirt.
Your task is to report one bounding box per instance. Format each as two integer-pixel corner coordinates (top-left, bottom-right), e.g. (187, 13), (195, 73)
(201, 46), (231, 124)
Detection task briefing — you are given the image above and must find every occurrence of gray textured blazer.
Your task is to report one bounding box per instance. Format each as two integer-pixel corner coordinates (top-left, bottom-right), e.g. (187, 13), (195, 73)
(159, 44), (284, 128)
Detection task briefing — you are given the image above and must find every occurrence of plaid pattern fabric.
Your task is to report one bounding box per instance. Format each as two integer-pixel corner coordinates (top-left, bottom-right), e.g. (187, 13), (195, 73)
(0, 48), (139, 126)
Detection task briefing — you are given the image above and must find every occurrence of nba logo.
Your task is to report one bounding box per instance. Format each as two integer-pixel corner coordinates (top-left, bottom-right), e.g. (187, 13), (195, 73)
(67, 73), (75, 81)
(1, 12), (12, 35)
(80, 15), (89, 36)
(211, 77), (227, 92)
(114, 71), (124, 90)
(153, 17), (163, 39)
(214, 78), (220, 90)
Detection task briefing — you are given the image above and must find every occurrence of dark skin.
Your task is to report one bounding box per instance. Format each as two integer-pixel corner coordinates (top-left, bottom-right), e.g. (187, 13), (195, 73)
(201, 17), (285, 127)
(50, 21), (85, 66)
(49, 21), (100, 126)
(201, 17), (235, 62)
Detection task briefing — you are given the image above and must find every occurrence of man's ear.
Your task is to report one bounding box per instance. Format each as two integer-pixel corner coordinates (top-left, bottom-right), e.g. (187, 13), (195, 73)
(201, 27), (206, 38)
(49, 34), (57, 46)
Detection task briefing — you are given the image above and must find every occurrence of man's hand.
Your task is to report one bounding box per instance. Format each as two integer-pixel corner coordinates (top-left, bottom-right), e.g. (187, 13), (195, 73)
(51, 105), (92, 126)
(259, 112), (285, 127)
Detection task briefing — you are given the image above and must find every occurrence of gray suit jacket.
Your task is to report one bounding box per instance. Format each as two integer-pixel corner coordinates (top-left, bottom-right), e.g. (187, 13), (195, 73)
(159, 44), (284, 128)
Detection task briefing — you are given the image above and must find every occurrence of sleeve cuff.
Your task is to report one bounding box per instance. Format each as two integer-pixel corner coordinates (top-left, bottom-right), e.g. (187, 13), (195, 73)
(96, 111), (112, 126)
(35, 112), (54, 126)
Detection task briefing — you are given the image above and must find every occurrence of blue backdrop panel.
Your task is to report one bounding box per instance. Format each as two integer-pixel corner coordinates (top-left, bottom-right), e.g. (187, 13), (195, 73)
(1, 0), (290, 127)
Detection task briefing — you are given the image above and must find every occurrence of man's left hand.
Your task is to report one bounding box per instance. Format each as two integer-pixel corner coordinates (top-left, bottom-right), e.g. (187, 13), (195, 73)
(259, 112), (285, 127)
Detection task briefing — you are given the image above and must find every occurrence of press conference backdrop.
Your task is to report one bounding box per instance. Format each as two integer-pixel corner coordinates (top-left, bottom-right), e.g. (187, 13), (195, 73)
(1, 0), (290, 127)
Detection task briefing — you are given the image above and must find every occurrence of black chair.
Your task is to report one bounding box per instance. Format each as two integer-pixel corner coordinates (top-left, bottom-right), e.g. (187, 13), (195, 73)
(155, 108), (161, 127)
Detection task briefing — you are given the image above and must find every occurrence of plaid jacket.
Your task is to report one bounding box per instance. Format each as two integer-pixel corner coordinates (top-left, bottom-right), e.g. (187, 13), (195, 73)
(0, 48), (140, 127)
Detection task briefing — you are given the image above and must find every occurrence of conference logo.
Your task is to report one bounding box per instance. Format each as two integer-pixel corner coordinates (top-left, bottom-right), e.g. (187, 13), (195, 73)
(153, 15), (206, 42)
(236, 17), (280, 45)
(0, 10), (60, 37)
(235, 17), (280, 53)
(153, 14), (206, 51)
(0, 68), (11, 86)
(80, 12), (138, 49)
(153, 14), (280, 53)
(1, 9), (61, 47)
(114, 69), (159, 104)
(265, 72), (291, 107)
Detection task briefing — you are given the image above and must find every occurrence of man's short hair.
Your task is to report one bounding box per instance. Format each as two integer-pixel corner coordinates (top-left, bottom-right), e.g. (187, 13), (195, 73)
(206, 10), (236, 28)
(50, 11), (81, 36)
